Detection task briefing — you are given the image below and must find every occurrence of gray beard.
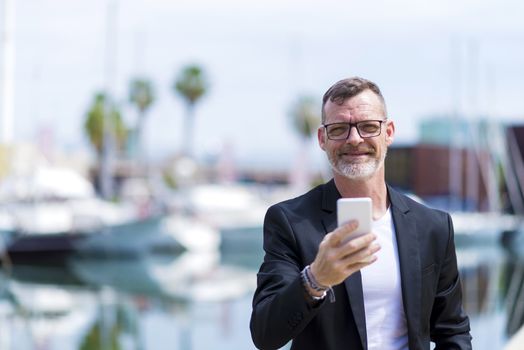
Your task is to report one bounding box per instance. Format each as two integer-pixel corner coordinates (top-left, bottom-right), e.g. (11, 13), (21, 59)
(328, 148), (387, 180)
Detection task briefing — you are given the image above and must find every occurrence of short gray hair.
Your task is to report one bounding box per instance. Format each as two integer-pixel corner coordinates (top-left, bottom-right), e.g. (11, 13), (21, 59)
(321, 77), (387, 123)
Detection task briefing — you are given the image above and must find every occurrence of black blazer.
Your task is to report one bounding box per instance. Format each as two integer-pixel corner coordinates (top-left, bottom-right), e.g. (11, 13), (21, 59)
(250, 180), (471, 350)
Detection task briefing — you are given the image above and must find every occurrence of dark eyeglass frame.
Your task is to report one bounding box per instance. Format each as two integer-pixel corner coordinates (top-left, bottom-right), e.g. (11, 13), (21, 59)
(322, 119), (387, 140)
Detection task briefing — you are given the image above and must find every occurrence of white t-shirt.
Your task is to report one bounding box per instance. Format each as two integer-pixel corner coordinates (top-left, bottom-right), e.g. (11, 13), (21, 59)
(361, 208), (409, 350)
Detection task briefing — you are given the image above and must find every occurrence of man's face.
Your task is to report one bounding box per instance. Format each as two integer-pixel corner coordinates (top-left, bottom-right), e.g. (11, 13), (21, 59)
(318, 89), (394, 180)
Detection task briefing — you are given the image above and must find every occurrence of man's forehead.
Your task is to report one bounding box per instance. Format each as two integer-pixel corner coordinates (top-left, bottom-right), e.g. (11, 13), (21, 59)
(326, 90), (383, 111)
(325, 99), (382, 115)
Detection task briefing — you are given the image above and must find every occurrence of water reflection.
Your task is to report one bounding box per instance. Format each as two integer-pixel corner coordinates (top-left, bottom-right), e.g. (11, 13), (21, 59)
(457, 239), (524, 349)
(0, 242), (258, 350)
(0, 230), (523, 349)
(502, 244), (524, 338)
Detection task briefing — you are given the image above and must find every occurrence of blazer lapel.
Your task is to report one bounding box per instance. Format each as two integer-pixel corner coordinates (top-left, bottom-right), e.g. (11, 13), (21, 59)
(321, 180), (368, 350)
(344, 272), (367, 350)
(388, 186), (421, 344)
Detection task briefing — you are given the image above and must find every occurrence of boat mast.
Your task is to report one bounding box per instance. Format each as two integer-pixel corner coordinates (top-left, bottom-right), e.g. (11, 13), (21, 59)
(450, 37), (463, 211)
(465, 39), (480, 211)
(100, 0), (119, 199)
(1, 0), (15, 145)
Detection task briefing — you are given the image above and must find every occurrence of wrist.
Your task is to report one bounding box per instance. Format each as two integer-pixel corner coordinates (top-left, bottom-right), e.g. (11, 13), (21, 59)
(300, 265), (336, 303)
(306, 265), (330, 291)
(300, 266), (327, 301)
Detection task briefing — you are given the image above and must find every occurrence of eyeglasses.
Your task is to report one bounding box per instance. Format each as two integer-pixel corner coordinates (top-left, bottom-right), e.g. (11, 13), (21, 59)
(323, 119), (387, 140)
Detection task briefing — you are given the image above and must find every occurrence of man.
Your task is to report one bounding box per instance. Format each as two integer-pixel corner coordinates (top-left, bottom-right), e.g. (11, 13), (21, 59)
(250, 77), (472, 350)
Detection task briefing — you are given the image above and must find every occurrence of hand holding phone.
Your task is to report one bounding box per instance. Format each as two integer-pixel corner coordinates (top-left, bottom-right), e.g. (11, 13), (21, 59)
(309, 198), (378, 287)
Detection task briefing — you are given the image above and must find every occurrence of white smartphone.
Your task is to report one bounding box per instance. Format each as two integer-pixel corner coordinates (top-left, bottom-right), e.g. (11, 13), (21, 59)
(337, 197), (372, 239)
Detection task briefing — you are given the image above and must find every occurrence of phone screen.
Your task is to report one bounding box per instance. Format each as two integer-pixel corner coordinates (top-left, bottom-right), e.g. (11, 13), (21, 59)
(337, 197), (372, 238)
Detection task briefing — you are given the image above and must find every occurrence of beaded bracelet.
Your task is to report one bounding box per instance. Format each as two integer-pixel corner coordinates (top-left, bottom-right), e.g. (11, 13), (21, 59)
(304, 265), (329, 292)
(301, 265), (336, 303)
(300, 269), (326, 301)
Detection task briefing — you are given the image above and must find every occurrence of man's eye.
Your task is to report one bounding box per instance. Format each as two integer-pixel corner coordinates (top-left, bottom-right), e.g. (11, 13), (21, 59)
(359, 123), (379, 132)
(329, 126), (348, 135)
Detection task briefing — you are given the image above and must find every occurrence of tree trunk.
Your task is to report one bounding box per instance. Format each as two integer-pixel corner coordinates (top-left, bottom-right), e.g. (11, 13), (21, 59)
(136, 111), (145, 161)
(183, 103), (195, 157)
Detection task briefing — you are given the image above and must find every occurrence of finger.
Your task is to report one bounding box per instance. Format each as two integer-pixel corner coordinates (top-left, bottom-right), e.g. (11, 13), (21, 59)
(340, 231), (376, 253)
(342, 242), (381, 264)
(345, 254), (378, 274)
(357, 255), (377, 264)
(342, 243), (381, 264)
(329, 220), (359, 245)
(330, 233), (377, 262)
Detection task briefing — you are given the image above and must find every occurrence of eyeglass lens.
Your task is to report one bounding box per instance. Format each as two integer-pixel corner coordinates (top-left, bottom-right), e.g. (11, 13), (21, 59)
(326, 121), (382, 139)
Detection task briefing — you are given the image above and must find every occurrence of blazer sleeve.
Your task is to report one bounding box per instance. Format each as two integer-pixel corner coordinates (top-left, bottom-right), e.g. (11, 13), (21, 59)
(250, 204), (324, 350)
(430, 213), (472, 349)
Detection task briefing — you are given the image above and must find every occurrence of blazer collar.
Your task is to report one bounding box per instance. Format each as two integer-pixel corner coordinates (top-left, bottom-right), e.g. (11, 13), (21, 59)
(387, 184), (410, 213)
(321, 180), (410, 213)
(388, 186), (421, 347)
(321, 179), (340, 213)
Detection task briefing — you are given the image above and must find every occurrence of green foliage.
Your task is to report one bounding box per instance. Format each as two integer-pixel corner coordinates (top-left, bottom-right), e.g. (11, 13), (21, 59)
(129, 78), (155, 114)
(78, 302), (135, 350)
(84, 92), (128, 157)
(128, 78), (155, 159)
(162, 170), (178, 189)
(79, 319), (122, 350)
(172, 64), (209, 156)
(289, 96), (320, 140)
(173, 65), (208, 106)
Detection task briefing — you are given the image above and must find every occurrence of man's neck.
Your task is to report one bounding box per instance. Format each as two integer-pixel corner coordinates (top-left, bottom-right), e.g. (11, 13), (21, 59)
(333, 173), (389, 220)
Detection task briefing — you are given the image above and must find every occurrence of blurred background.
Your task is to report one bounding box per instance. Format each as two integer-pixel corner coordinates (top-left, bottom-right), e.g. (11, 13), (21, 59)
(1, 0), (524, 349)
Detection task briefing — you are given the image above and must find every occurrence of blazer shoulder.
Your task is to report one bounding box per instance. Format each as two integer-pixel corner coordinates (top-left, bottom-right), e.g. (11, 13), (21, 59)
(267, 182), (326, 218)
(390, 187), (451, 223)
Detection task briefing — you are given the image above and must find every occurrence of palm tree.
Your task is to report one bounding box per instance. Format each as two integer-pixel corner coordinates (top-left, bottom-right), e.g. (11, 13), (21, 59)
(173, 64), (208, 157)
(289, 95), (320, 189)
(128, 78), (155, 159)
(84, 92), (128, 193)
(290, 96), (319, 141)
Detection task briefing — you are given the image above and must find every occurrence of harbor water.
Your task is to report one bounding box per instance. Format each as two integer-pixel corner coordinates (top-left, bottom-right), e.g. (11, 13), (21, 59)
(0, 224), (522, 350)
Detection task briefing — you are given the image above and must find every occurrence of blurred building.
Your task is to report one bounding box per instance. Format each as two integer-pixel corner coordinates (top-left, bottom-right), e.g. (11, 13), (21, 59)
(386, 117), (524, 213)
(386, 144), (490, 211)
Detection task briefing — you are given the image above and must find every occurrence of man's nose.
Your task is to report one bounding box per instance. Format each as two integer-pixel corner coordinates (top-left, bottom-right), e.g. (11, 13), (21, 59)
(346, 126), (363, 145)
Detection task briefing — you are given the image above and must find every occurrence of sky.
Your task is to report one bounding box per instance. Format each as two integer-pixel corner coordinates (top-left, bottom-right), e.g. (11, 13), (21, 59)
(2, 0), (524, 170)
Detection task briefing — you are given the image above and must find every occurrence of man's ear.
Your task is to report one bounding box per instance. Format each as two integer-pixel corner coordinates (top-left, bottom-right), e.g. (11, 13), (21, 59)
(385, 120), (395, 146)
(318, 126), (326, 150)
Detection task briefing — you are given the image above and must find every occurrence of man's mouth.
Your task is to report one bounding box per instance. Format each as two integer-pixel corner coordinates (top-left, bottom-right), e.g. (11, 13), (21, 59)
(340, 151), (369, 156)
(338, 148), (374, 157)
